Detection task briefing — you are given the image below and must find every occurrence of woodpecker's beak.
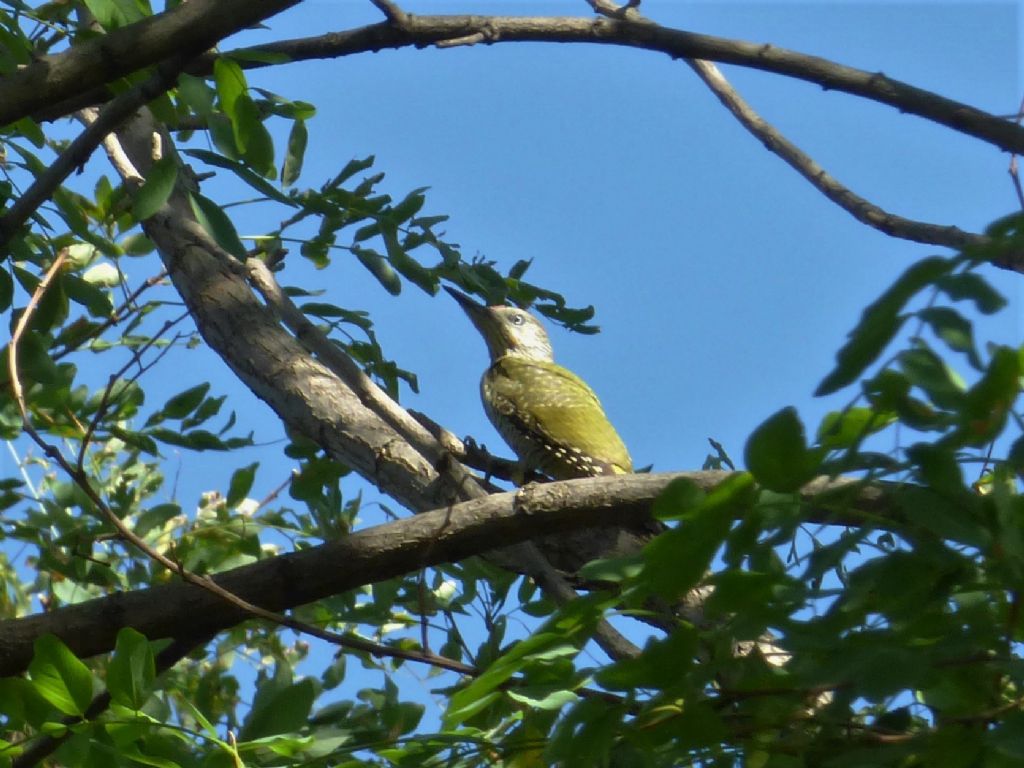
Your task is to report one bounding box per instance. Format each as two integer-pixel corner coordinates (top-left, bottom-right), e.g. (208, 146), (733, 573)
(445, 286), (490, 324)
(445, 286), (504, 358)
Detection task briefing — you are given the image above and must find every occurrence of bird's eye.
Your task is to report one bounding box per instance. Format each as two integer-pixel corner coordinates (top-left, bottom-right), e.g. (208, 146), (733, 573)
(510, 313), (525, 325)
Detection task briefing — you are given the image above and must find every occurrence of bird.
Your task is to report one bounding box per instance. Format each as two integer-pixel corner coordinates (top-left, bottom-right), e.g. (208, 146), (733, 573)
(445, 286), (632, 482)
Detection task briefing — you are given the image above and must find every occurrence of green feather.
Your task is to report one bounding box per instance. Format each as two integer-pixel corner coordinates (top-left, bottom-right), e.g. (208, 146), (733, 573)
(482, 357), (632, 479)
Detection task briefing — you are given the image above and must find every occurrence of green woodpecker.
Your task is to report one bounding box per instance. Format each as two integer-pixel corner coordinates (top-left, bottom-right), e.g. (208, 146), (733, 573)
(446, 287), (632, 481)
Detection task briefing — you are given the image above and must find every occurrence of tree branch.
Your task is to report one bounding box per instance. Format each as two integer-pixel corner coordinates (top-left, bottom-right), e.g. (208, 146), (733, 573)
(0, 470), (908, 677)
(107, 112), (642, 661)
(227, 17), (1024, 156)
(686, 59), (986, 254)
(23, 15), (1023, 158)
(0, 57), (185, 251)
(367, 0), (410, 27)
(0, 0), (300, 128)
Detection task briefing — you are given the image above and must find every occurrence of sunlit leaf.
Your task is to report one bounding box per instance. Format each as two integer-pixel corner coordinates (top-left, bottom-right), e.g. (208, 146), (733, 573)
(28, 635), (94, 717)
(107, 628), (155, 710)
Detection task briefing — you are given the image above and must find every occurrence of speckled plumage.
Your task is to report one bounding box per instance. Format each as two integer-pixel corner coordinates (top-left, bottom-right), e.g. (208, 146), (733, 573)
(446, 287), (632, 481)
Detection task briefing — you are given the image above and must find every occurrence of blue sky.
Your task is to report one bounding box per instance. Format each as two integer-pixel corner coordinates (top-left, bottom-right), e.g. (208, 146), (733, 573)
(2, 0), (1020, 739)
(227, 0), (1022, 724)
(4, 0), (1018, 596)
(188, 0), (1020, 497)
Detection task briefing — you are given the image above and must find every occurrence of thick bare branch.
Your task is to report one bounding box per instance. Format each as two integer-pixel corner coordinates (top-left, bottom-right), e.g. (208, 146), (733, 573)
(0, 0), (300, 128)
(106, 113), (453, 514)
(245, 257), (468, 484)
(0, 470), (908, 677)
(24, 15), (1023, 158)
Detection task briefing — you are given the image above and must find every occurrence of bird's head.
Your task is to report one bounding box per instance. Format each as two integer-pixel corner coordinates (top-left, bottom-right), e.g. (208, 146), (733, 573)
(445, 286), (554, 363)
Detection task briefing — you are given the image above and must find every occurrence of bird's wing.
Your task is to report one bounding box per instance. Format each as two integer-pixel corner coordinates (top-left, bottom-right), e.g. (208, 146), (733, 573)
(488, 358), (632, 474)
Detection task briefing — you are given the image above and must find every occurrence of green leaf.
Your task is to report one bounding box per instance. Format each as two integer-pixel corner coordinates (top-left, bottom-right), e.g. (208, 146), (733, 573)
(135, 503), (182, 537)
(226, 462), (258, 508)
(161, 383), (210, 421)
(816, 407), (892, 450)
(0, 678), (52, 733)
(389, 188), (427, 223)
(82, 261), (120, 287)
(148, 427), (246, 451)
(214, 57), (274, 173)
(83, 0), (144, 29)
(132, 156), (178, 221)
(596, 628), (697, 691)
(643, 474), (753, 598)
(547, 697), (623, 766)
(918, 306), (983, 369)
(208, 113), (240, 160)
(239, 678), (316, 740)
(576, 553), (644, 583)
(108, 425), (159, 456)
(107, 628), (155, 710)
(282, 119), (308, 188)
(177, 73), (216, 117)
(744, 407), (817, 492)
(863, 369), (944, 431)
(188, 192), (247, 258)
(353, 246), (401, 295)
(953, 345), (1020, 446)
(233, 51), (294, 67)
(506, 687), (579, 710)
(443, 690), (501, 728)
(897, 345), (965, 410)
(182, 149), (294, 206)
(816, 256), (954, 395)
(236, 95), (276, 176)
(113, 745), (186, 768)
(906, 443), (965, 497)
(651, 476), (706, 521)
(28, 635), (94, 716)
(508, 259), (532, 281)
(15, 330), (60, 385)
(381, 224), (437, 294)
(120, 233), (155, 256)
(445, 597), (604, 728)
(62, 273), (114, 318)
(935, 271), (1006, 314)
(0, 267), (13, 312)
(333, 155), (375, 186)
(214, 57), (246, 120)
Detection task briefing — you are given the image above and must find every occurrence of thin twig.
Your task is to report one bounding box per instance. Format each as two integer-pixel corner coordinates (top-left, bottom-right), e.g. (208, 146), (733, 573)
(52, 269), (170, 362)
(585, 0), (986, 254)
(255, 470), (296, 511)
(687, 58), (984, 252)
(75, 315), (190, 474)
